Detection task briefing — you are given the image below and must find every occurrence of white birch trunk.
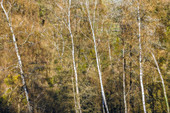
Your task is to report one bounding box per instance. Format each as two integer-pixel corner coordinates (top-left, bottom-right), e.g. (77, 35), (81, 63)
(86, 1), (109, 113)
(138, 3), (146, 113)
(123, 47), (127, 113)
(1, 0), (32, 112)
(151, 51), (169, 113)
(72, 76), (78, 113)
(68, 0), (82, 113)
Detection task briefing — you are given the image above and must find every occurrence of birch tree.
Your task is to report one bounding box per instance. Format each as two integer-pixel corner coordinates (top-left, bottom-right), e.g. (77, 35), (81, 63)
(68, 0), (82, 112)
(138, 2), (146, 113)
(72, 76), (78, 113)
(0, 0), (32, 112)
(151, 51), (169, 113)
(86, 0), (109, 112)
(122, 39), (127, 113)
(0, 0), (169, 112)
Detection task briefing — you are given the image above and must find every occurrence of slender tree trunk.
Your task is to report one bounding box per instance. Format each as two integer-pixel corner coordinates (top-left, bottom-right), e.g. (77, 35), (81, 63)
(1, 1), (32, 112)
(138, 3), (146, 113)
(72, 76), (78, 113)
(151, 51), (169, 113)
(123, 41), (127, 113)
(18, 99), (21, 113)
(86, 1), (109, 113)
(68, 0), (82, 112)
(129, 41), (133, 113)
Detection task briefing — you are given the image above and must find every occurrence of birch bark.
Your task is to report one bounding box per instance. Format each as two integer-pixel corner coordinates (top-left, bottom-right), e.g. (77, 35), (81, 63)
(151, 51), (169, 113)
(86, 1), (109, 113)
(123, 42), (127, 113)
(68, 0), (82, 112)
(1, 0), (32, 112)
(138, 2), (147, 113)
(72, 76), (78, 113)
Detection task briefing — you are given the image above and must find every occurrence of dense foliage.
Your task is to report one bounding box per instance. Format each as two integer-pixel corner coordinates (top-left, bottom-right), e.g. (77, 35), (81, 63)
(0, 0), (169, 113)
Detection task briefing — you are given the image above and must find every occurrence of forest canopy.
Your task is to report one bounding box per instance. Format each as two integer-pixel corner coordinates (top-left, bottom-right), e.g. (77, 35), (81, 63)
(0, 0), (169, 113)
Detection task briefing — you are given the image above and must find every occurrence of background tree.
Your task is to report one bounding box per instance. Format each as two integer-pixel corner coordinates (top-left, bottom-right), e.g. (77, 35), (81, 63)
(0, 0), (169, 113)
